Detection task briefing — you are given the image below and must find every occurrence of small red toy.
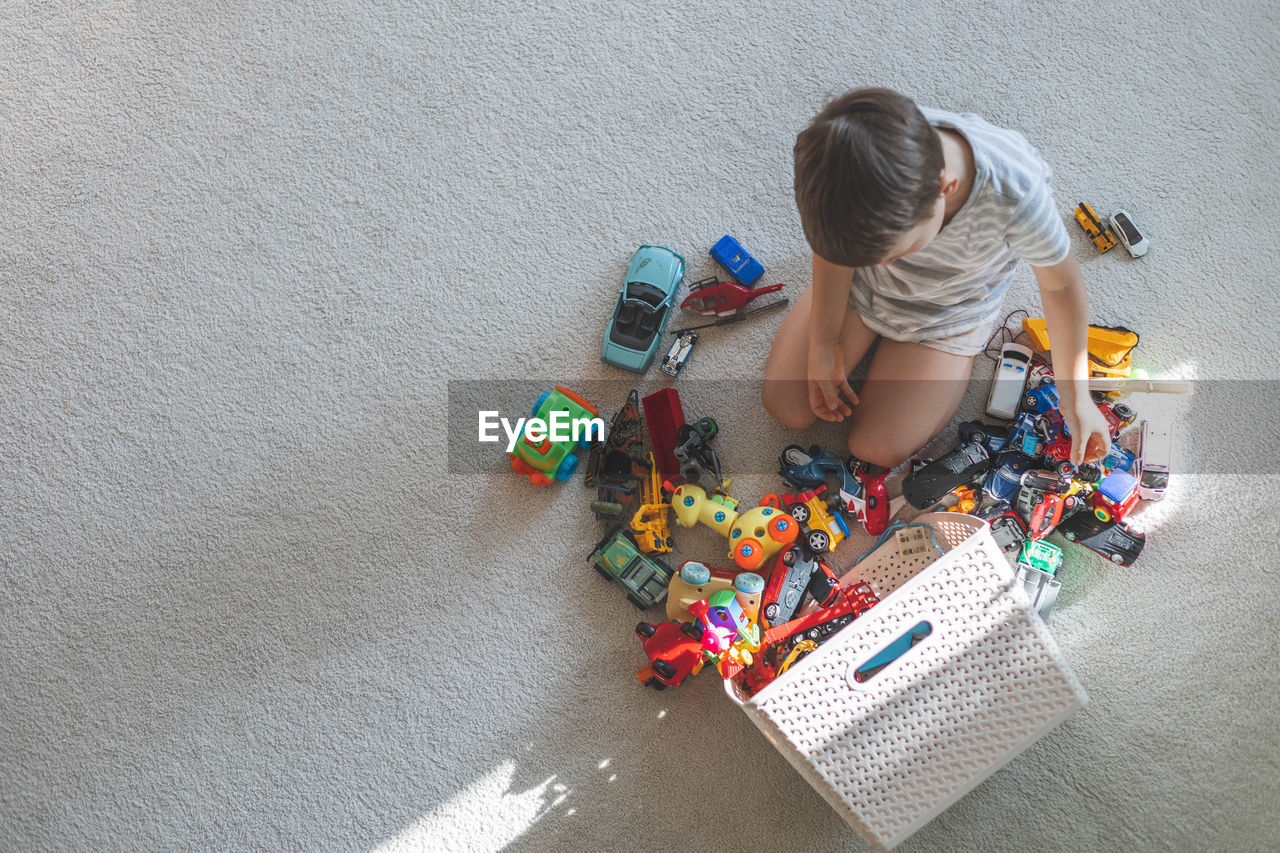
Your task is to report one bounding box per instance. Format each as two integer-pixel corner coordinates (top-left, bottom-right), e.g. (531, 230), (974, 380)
(635, 620), (707, 690)
(641, 388), (687, 484)
(680, 277), (786, 317)
(1098, 399), (1137, 438)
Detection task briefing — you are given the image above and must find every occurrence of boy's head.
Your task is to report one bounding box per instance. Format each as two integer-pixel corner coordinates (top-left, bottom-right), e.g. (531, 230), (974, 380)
(794, 87), (946, 268)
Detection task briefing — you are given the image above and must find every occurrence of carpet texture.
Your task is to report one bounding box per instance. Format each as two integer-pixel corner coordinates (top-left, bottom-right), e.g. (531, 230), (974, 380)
(2, 1), (1277, 851)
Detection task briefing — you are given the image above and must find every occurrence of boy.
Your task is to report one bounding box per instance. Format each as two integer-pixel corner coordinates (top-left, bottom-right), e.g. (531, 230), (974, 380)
(763, 87), (1111, 471)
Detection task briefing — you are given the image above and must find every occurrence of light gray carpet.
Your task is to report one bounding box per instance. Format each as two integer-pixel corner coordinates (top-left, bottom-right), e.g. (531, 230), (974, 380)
(2, 1), (1278, 851)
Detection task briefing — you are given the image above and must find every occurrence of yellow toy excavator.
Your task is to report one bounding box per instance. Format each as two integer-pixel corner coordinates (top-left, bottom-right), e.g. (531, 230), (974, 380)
(631, 454), (674, 554)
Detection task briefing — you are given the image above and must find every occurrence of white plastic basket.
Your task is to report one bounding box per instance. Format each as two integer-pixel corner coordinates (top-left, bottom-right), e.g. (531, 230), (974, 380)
(725, 513), (1087, 851)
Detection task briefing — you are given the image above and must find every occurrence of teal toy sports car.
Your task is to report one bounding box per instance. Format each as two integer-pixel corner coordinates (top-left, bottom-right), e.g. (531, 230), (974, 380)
(601, 245), (685, 373)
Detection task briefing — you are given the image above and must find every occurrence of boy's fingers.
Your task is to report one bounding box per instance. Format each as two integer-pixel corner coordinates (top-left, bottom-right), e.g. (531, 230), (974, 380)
(809, 383), (838, 422)
(839, 377), (860, 407)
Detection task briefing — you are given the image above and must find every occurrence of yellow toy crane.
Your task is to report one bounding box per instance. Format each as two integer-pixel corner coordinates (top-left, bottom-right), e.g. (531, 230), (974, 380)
(631, 454), (674, 554)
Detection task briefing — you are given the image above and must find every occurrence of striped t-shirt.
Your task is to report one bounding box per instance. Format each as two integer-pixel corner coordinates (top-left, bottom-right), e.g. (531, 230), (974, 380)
(849, 107), (1071, 342)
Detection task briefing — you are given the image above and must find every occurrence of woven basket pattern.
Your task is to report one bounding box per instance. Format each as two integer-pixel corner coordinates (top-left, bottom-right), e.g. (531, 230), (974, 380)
(731, 513), (1087, 850)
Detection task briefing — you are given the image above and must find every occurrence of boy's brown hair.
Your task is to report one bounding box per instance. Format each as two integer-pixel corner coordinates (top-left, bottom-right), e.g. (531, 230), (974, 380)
(793, 88), (944, 267)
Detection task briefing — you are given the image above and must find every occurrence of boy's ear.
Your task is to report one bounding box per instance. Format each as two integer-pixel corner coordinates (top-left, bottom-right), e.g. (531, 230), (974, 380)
(938, 170), (960, 197)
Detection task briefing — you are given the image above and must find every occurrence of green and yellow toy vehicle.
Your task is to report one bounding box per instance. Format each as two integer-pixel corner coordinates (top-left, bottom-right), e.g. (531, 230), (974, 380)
(508, 386), (600, 486)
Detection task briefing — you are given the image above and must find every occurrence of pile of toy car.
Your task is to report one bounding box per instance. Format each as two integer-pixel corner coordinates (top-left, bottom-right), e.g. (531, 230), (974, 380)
(508, 378), (905, 695)
(899, 354), (1169, 618)
(511, 245), (1172, 694)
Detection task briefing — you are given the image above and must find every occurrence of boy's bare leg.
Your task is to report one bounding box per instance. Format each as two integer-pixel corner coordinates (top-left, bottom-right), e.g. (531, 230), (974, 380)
(763, 283), (879, 430)
(847, 339), (975, 468)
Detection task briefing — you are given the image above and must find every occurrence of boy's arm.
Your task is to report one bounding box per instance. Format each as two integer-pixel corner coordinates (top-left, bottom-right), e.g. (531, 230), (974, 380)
(808, 253), (859, 421)
(1033, 254), (1111, 465)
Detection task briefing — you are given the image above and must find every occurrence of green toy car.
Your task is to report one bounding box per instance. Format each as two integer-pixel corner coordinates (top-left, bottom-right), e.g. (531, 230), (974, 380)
(508, 386), (600, 486)
(601, 245), (686, 373)
(1016, 539), (1063, 576)
(589, 528), (675, 609)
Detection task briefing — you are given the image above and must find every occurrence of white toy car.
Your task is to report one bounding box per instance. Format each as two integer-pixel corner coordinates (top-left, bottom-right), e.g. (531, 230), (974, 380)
(1137, 419), (1171, 500)
(660, 332), (698, 377)
(1109, 209), (1149, 258)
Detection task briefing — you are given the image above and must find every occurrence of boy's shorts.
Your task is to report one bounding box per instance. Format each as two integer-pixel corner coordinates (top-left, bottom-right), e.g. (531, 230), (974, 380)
(849, 286), (1004, 358)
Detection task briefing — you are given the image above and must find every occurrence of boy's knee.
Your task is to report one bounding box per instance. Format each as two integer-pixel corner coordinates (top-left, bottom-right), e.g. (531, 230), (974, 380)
(847, 428), (910, 470)
(763, 383), (816, 431)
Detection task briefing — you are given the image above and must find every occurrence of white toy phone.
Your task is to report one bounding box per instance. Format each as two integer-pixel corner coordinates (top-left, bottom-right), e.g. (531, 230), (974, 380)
(986, 343), (1033, 420)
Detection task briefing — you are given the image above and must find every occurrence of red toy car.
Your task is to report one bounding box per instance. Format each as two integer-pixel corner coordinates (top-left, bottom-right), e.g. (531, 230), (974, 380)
(1098, 399), (1137, 438)
(635, 620), (706, 690)
(1090, 469), (1141, 523)
(680, 277), (785, 317)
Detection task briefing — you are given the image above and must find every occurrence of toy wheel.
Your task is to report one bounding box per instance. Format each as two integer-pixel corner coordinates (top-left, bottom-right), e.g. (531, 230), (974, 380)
(529, 471), (552, 487)
(594, 564), (613, 581)
(694, 417), (717, 440)
(1063, 530), (1077, 541)
(780, 444), (810, 467)
(1078, 464), (1102, 483)
(847, 455), (867, 475)
(626, 594), (648, 609)
(680, 621), (703, 639)
(782, 547), (796, 567)
(532, 391), (551, 417)
(653, 660), (678, 679)
(650, 680), (667, 691)
(763, 602), (779, 624)
(680, 562), (710, 585)
(636, 622), (656, 638)
(971, 430), (988, 447)
(1024, 393), (1037, 410)
(1113, 403), (1135, 422)
(1110, 553), (1125, 564)
(1057, 461), (1075, 478)
(665, 537), (674, 549)
(676, 424), (693, 443)
(807, 531), (830, 553)
(555, 454), (579, 482)
(788, 503), (811, 523)
(1094, 507), (1112, 522)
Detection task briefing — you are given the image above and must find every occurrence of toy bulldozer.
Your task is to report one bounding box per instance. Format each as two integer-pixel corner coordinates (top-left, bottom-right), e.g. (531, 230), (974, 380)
(1021, 318), (1139, 379)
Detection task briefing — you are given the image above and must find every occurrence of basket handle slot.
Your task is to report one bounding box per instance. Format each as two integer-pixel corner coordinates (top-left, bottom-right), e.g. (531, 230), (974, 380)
(850, 620), (933, 684)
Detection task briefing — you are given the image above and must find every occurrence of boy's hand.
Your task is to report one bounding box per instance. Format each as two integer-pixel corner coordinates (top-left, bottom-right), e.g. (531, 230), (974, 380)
(807, 341), (859, 422)
(1062, 397), (1111, 466)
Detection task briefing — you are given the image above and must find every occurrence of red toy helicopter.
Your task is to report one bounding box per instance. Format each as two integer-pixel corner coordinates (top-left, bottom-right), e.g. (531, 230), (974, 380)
(680, 276), (785, 317)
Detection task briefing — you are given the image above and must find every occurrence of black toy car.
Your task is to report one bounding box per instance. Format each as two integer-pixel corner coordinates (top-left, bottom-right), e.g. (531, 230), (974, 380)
(979, 504), (1030, 557)
(902, 439), (992, 509)
(1057, 512), (1145, 566)
(957, 420), (1011, 456)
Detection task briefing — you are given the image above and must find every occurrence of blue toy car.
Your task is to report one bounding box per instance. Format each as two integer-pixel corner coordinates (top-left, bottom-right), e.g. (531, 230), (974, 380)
(1006, 412), (1042, 456)
(778, 444), (863, 513)
(709, 235), (764, 285)
(1102, 445), (1136, 473)
(601, 246), (686, 373)
(957, 420), (1011, 456)
(1023, 382), (1060, 414)
(984, 450), (1035, 503)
